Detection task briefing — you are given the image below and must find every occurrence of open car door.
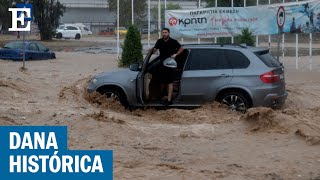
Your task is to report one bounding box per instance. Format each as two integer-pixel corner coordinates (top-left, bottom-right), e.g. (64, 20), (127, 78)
(136, 50), (153, 105)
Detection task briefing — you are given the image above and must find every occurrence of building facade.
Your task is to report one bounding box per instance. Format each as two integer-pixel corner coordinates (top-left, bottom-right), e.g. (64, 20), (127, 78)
(58, 0), (201, 34)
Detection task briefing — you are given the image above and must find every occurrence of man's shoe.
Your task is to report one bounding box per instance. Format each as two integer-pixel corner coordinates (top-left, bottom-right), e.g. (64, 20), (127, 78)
(161, 96), (168, 101)
(161, 100), (173, 106)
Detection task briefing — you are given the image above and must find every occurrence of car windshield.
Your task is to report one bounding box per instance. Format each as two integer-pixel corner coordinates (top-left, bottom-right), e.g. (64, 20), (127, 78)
(36, 42), (49, 51)
(118, 27), (126, 30)
(3, 42), (25, 49)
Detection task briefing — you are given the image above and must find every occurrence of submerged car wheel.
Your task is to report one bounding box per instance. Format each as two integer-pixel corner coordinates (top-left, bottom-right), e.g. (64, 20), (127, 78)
(75, 34), (81, 40)
(100, 88), (128, 107)
(106, 91), (120, 101)
(220, 92), (249, 113)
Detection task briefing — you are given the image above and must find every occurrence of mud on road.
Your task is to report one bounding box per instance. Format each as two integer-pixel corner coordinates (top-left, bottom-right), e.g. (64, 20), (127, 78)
(1, 52), (320, 179)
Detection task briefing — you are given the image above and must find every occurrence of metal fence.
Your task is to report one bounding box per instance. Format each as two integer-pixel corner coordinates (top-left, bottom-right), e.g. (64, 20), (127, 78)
(140, 0), (319, 71)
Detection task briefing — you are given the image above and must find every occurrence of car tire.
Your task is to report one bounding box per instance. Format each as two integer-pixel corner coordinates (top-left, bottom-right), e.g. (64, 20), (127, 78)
(75, 34), (81, 40)
(56, 33), (62, 39)
(219, 91), (250, 113)
(100, 88), (128, 108)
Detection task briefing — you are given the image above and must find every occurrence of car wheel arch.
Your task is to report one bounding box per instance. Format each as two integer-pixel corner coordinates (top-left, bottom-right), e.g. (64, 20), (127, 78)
(215, 87), (253, 108)
(96, 84), (129, 106)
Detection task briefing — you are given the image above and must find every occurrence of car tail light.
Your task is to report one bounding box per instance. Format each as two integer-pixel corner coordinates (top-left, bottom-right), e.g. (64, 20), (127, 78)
(260, 71), (279, 83)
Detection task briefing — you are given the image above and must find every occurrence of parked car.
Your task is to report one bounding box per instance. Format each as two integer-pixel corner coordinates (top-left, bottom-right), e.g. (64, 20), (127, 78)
(87, 44), (287, 112)
(99, 29), (115, 36)
(56, 25), (82, 39)
(114, 27), (128, 36)
(141, 28), (157, 34)
(141, 24), (157, 34)
(64, 23), (92, 35)
(0, 41), (56, 61)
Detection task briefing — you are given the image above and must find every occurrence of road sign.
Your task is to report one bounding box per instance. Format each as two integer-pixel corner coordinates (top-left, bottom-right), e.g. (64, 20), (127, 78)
(277, 6), (285, 29)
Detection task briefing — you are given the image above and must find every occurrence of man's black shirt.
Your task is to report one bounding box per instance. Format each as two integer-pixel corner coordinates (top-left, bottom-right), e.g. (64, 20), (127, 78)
(154, 37), (181, 61)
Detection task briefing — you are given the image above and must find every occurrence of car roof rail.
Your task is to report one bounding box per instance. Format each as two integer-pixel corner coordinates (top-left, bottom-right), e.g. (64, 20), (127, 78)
(183, 43), (248, 48)
(216, 43), (248, 48)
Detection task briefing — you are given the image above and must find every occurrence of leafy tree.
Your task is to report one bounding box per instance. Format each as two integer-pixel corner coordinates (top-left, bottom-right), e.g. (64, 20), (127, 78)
(0, 0), (14, 32)
(32, 0), (65, 40)
(215, 28), (255, 46)
(107, 0), (146, 27)
(216, 37), (232, 44)
(119, 25), (143, 67)
(0, 0), (65, 39)
(235, 28), (255, 46)
(151, 3), (181, 22)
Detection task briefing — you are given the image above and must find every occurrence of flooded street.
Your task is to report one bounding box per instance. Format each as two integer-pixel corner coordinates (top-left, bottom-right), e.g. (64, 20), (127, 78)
(1, 51), (320, 179)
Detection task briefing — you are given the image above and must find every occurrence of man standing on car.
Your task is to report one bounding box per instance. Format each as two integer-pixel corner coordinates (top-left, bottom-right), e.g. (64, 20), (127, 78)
(151, 28), (184, 105)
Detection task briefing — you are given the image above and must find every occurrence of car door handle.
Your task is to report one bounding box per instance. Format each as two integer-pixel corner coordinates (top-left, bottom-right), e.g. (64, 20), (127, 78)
(130, 79), (135, 82)
(220, 74), (230, 77)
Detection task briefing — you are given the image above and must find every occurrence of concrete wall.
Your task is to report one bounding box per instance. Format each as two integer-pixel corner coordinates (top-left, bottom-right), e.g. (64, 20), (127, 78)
(60, 7), (116, 34)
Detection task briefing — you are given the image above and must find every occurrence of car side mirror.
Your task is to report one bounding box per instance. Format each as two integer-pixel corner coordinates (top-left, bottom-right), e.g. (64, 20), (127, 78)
(129, 63), (141, 71)
(44, 48), (49, 52)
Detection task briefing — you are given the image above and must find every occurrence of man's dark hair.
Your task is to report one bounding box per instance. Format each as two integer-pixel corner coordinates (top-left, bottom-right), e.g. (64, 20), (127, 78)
(162, 28), (170, 33)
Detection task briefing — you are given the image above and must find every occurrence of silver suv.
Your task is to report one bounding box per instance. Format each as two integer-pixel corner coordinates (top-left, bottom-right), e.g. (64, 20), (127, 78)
(88, 44), (288, 112)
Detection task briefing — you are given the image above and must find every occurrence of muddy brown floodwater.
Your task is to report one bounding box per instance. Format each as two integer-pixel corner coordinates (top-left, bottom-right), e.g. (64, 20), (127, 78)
(1, 52), (320, 179)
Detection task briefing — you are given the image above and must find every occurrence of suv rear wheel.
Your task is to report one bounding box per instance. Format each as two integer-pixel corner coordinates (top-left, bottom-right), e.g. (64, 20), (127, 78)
(219, 91), (249, 113)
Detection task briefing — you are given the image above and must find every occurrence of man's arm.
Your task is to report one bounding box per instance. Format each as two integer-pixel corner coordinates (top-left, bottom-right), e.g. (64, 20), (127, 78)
(171, 47), (184, 59)
(150, 39), (160, 54)
(149, 47), (158, 54)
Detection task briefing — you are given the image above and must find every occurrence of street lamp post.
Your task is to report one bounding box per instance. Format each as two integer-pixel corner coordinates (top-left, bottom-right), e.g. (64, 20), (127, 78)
(158, 0), (161, 39)
(131, 0), (134, 24)
(117, 0), (120, 59)
(22, 0), (29, 70)
(148, 0), (150, 47)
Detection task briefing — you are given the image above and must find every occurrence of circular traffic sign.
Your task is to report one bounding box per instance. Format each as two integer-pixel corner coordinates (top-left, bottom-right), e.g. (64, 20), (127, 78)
(277, 6), (285, 29)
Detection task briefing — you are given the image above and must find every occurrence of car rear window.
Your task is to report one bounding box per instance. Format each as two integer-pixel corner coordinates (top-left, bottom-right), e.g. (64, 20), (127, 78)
(225, 50), (250, 69)
(255, 51), (281, 67)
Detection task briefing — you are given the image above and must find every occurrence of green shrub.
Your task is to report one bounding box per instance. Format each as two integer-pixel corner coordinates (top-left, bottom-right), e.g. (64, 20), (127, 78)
(216, 37), (232, 44)
(119, 25), (143, 67)
(235, 28), (255, 46)
(214, 28), (255, 46)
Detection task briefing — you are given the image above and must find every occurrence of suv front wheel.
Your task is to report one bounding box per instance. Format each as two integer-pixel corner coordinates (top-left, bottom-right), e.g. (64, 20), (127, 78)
(100, 88), (128, 107)
(219, 91), (249, 113)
